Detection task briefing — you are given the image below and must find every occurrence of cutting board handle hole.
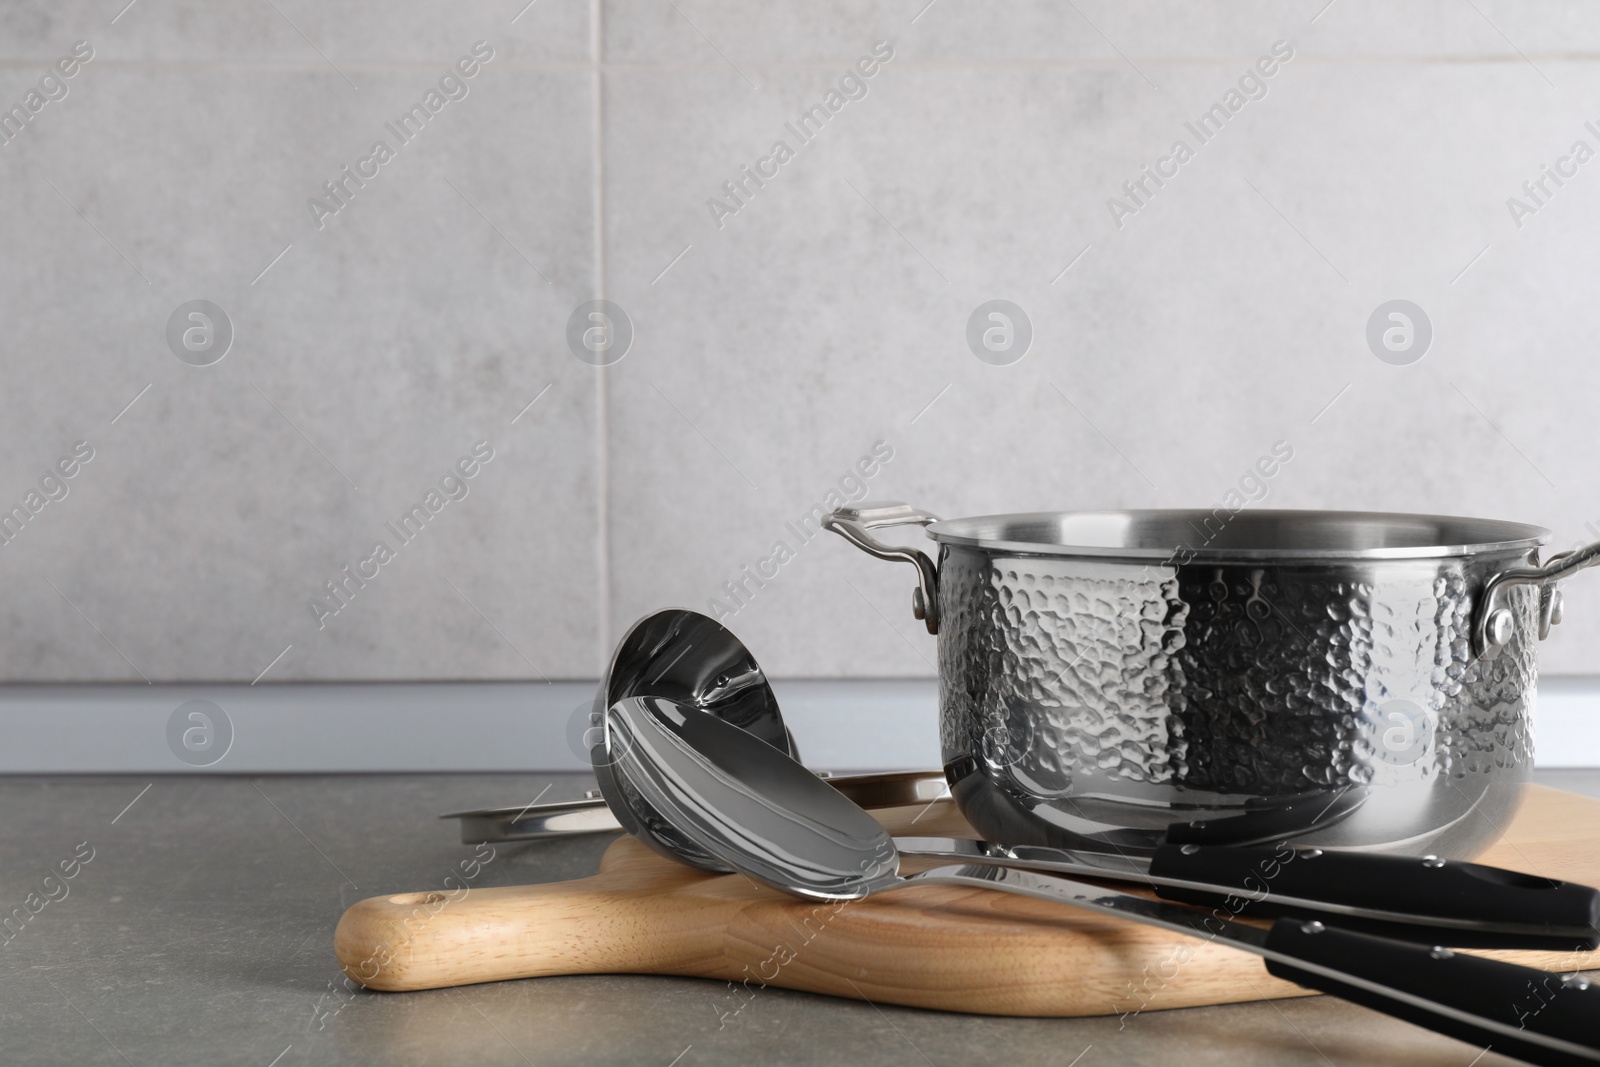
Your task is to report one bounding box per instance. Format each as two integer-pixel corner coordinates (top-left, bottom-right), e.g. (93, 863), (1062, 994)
(388, 892), (448, 905)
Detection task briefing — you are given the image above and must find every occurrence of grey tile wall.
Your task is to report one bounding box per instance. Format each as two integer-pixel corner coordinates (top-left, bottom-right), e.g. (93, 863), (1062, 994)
(2, 1), (1599, 681)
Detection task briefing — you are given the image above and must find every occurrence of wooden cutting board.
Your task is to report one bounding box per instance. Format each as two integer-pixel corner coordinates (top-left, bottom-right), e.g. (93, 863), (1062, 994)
(335, 785), (1600, 1016)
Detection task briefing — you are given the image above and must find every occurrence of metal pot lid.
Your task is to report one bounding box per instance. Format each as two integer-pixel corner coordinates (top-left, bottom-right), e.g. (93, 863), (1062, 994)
(923, 509), (1550, 562)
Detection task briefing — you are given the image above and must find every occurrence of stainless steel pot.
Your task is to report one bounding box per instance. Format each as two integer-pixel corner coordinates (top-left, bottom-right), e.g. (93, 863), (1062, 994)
(826, 503), (1600, 859)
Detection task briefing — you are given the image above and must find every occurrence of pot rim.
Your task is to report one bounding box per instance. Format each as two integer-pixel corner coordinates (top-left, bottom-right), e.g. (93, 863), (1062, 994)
(924, 509), (1551, 562)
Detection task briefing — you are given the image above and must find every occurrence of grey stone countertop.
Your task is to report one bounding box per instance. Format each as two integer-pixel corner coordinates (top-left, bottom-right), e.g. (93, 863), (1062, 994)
(2, 769), (1597, 1067)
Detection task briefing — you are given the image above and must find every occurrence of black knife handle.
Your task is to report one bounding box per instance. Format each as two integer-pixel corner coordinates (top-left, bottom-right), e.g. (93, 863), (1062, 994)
(1150, 843), (1600, 946)
(1264, 920), (1600, 1067)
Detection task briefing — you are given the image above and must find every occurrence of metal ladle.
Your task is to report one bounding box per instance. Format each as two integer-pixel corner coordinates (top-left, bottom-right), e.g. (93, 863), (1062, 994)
(440, 608), (948, 852)
(601, 694), (1599, 1066)
(581, 608), (944, 872)
(588, 607), (788, 873)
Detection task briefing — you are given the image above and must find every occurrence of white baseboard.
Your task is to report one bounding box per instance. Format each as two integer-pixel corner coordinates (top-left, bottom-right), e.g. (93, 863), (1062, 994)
(0, 677), (1591, 772)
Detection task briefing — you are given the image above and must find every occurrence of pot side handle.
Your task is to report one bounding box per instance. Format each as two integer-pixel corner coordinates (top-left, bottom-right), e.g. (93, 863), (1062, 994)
(822, 502), (942, 634)
(1474, 537), (1600, 658)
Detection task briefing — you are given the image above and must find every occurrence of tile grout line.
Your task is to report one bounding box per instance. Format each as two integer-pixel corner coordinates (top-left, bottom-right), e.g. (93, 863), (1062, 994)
(3, 54), (1600, 72)
(591, 0), (612, 675)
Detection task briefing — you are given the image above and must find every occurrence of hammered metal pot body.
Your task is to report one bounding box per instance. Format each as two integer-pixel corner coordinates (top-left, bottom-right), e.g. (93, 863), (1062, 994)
(936, 544), (1540, 859)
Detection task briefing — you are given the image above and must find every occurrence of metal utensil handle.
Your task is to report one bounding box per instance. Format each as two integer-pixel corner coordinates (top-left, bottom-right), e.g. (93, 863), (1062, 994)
(1475, 537), (1600, 656)
(444, 798), (621, 843)
(448, 770), (952, 844)
(822, 501), (942, 634)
